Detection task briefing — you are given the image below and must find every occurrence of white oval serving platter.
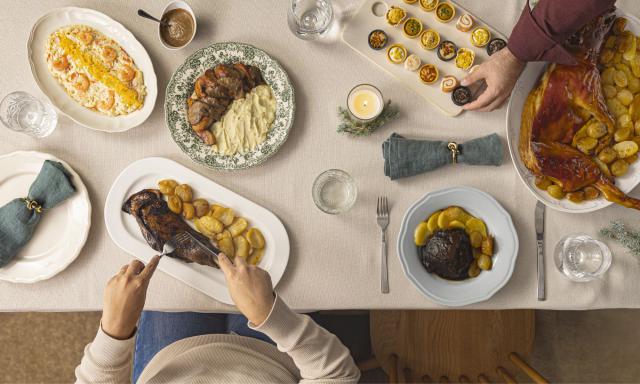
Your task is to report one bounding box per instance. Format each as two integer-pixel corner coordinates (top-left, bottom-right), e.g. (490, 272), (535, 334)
(0, 151), (91, 283)
(506, 8), (640, 213)
(104, 157), (290, 305)
(27, 7), (158, 133)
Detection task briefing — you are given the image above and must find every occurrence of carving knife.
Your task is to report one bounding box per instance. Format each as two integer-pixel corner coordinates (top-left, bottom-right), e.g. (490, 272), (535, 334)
(535, 201), (546, 301)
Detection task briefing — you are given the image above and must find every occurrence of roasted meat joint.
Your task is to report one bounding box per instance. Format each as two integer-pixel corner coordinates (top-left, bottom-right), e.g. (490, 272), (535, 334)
(519, 8), (640, 210)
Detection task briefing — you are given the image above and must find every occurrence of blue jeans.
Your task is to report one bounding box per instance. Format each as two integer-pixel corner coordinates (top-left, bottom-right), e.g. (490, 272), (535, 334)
(132, 312), (274, 383)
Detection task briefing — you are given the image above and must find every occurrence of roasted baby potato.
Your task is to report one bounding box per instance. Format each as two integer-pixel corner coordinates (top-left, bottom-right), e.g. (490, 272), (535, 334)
(233, 236), (250, 259)
(547, 184), (565, 199)
(158, 179), (178, 195)
(246, 228), (265, 249)
(477, 254), (492, 271)
(465, 218), (487, 238)
(182, 202), (195, 220)
(534, 176), (553, 190)
(228, 217), (248, 237)
(248, 248), (264, 266)
(192, 198), (209, 218)
(613, 140), (639, 158)
(167, 195), (183, 214)
(611, 159), (630, 177)
(426, 211), (441, 233)
(576, 137), (598, 154)
(615, 126), (632, 142)
(603, 84), (618, 99)
(617, 89), (634, 106)
(481, 236), (494, 256)
(174, 184), (193, 203)
(468, 262), (481, 278)
(469, 231), (483, 248)
(583, 186), (600, 200)
(586, 120), (608, 139)
(448, 220), (466, 230)
(212, 206), (235, 226)
(194, 216), (224, 238)
(218, 236), (235, 258)
(598, 147), (618, 164)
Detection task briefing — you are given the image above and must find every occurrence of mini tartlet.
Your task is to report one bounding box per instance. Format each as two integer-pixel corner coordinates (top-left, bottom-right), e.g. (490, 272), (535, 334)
(456, 13), (474, 32)
(419, 64), (439, 84)
(452, 86), (472, 106)
(386, 6), (407, 27)
(487, 38), (507, 56)
(387, 44), (408, 64)
(435, 3), (455, 23)
(440, 75), (458, 93)
(471, 27), (491, 47)
(455, 48), (475, 70)
(368, 29), (388, 50)
(419, 0), (438, 11)
(420, 29), (440, 50)
(404, 54), (422, 71)
(437, 40), (456, 61)
(403, 17), (424, 38)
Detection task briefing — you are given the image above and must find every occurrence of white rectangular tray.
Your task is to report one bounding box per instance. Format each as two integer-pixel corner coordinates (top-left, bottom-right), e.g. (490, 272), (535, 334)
(342, 0), (506, 116)
(104, 157), (290, 305)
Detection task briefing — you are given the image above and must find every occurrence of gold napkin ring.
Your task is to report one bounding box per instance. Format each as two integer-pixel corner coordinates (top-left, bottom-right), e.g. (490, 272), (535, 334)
(23, 198), (43, 214)
(448, 142), (460, 165)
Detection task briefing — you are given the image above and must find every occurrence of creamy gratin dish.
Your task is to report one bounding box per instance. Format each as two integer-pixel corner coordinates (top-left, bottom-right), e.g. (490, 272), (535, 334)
(45, 25), (146, 116)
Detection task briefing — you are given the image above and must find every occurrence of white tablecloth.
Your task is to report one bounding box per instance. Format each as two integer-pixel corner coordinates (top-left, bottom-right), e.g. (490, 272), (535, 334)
(2, 0), (640, 312)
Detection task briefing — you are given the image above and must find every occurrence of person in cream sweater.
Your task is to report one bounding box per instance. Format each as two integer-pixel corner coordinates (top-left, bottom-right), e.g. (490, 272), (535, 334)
(75, 253), (361, 383)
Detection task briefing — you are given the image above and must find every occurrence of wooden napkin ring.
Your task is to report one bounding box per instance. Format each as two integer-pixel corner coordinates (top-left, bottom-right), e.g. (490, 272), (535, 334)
(22, 198), (43, 214)
(447, 142), (460, 164)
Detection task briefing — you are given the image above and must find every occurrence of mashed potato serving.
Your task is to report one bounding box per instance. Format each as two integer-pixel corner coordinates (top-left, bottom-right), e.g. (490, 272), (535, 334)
(211, 85), (276, 155)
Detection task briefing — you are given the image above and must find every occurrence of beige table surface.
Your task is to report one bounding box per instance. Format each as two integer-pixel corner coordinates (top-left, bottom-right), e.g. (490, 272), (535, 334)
(2, 0), (640, 312)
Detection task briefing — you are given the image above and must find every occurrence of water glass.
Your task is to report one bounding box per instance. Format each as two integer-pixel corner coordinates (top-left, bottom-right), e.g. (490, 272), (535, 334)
(0, 91), (57, 138)
(554, 234), (612, 282)
(288, 0), (334, 40)
(312, 169), (357, 214)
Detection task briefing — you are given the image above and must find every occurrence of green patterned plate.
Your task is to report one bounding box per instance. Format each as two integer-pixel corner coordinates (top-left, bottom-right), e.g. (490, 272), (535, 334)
(165, 42), (295, 170)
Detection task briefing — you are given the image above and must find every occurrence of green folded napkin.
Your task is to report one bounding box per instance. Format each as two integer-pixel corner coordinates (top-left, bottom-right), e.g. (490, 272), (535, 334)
(383, 133), (504, 180)
(0, 160), (75, 267)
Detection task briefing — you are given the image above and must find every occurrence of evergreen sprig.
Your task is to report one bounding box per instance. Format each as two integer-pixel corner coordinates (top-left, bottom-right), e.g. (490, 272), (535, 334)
(337, 100), (399, 137)
(600, 220), (640, 259)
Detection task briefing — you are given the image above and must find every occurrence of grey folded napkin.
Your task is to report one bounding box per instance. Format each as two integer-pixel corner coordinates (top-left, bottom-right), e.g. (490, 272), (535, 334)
(383, 133), (504, 180)
(0, 160), (75, 267)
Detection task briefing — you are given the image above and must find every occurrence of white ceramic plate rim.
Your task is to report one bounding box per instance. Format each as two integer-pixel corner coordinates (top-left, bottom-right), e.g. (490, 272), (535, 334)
(0, 151), (91, 283)
(505, 8), (640, 213)
(103, 157), (290, 304)
(397, 186), (519, 307)
(27, 7), (158, 133)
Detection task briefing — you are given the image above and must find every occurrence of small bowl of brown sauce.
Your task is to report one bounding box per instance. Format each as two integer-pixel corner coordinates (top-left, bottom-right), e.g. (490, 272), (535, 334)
(159, 1), (197, 50)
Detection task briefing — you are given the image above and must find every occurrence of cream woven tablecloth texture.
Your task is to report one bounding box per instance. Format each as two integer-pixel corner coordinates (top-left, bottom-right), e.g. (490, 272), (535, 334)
(1, 0), (640, 311)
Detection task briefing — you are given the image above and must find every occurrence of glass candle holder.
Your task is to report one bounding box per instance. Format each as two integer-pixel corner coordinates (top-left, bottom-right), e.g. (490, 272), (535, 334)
(347, 84), (384, 122)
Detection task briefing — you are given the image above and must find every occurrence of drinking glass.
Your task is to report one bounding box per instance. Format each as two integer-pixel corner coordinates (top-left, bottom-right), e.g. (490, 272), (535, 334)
(288, 0), (334, 40)
(554, 234), (612, 282)
(0, 91), (57, 138)
(312, 169), (357, 214)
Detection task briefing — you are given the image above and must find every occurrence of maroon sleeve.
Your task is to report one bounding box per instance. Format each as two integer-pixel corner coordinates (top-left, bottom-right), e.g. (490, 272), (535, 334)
(507, 0), (616, 65)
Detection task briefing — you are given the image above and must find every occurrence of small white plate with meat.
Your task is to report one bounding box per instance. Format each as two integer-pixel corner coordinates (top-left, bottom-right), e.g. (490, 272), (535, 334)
(104, 157), (290, 304)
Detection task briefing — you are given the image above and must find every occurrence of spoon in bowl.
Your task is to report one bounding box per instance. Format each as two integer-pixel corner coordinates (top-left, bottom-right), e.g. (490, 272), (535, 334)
(137, 9), (170, 28)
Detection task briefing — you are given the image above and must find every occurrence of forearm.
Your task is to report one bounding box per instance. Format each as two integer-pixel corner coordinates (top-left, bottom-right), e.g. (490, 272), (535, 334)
(508, 0), (616, 64)
(252, 296), (360, 383)
(75, 325), (135, 384)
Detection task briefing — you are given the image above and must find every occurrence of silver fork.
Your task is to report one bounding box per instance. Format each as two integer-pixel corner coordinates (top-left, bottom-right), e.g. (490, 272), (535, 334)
(165, 232), (220, 263)
(377, 196), (390, 294)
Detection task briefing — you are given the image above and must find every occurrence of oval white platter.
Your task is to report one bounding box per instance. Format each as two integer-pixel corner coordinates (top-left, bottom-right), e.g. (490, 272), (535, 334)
(0, 151), (91, 283)
(104, 157), (290, 305)
(397, 187), (518, 307)
(27, 7), (158, 133)
(506, 8), (640, 213)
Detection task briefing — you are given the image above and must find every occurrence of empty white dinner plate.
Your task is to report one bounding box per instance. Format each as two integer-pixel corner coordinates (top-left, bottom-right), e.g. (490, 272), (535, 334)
(0, 151), (91, 283)
(397, 187), (518, 307)
(27, 7), (158, 132)
(505, 8), (640, 213)
(104, 157), (290, 305)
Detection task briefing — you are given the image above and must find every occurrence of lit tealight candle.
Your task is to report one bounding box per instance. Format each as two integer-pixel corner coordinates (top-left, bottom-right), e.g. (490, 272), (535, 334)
(347, 84), (384, 122)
